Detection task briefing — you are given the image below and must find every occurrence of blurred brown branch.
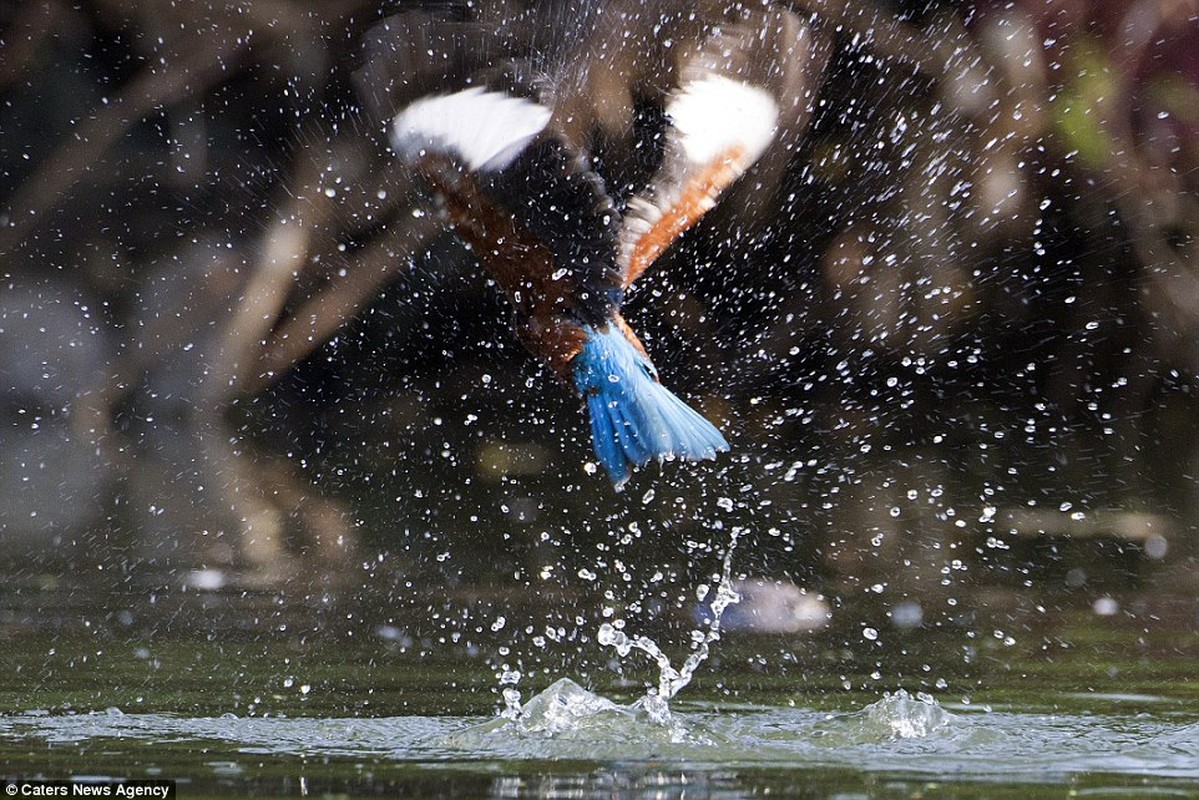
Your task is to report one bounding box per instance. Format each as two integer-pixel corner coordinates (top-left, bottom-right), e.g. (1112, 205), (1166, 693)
(0, 13), (249, 255)
(1097, 0), (1199, 366)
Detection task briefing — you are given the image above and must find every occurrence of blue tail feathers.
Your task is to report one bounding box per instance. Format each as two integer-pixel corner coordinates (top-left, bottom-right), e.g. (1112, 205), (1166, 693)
(573, 325), (728, 487)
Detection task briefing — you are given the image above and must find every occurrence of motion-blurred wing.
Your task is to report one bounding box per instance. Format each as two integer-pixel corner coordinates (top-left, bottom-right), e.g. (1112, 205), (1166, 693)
(393, 87), (552, 173)
(354, 3), (531, 126)
(617, 30), (781, 288)
(391, 87), (624, 325)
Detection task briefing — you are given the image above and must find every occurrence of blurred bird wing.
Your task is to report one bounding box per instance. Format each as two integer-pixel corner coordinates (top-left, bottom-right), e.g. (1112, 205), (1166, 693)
(391, 87), (624, 329)
(617, 26), (781, 289)
(392, 87), (553, 173)
(354, 3), (537, 126)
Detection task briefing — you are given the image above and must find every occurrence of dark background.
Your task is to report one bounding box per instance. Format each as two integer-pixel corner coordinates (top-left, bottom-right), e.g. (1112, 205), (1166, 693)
(1, 0), (1197, 630)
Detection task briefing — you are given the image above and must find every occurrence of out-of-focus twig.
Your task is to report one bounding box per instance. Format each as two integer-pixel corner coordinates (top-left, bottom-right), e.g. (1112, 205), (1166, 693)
(71, 244), (244, 462)
(787, 0), (994, 105)
(0, 33), (250, 255)
(193, 149), (334, 579)
(244, 211), (443, 397)
(1098, 0), (1199, 370)
(0, 0), (78, 90)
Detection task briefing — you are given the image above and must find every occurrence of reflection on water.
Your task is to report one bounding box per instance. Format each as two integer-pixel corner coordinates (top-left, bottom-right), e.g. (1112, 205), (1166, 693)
(1, 682), (1198, 797)
(2, 564), (1199, 796)
(4, 423), (1198, 799)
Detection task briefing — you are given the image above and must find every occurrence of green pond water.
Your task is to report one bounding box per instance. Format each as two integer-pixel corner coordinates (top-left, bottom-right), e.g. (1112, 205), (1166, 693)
(2, 580), (1197, 798)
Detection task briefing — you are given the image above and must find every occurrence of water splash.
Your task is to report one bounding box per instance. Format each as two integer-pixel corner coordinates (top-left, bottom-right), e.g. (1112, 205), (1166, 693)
(459, 677), (705, 746)
(8, 699), (1199, 786)
(811, 690), (959, 746)
(597, 525), (744, 716)
(861, 690), (955, 740)
(498, 667), (523, 721)
(496, 525), (745, 729)
(499, 678), (624, 737)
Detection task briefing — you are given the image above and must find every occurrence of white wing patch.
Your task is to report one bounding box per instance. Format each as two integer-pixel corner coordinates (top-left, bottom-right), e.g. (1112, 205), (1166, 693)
(667, 75), (779, 168)
(391, 87), (553, 173)
(617, 76), (779, 286)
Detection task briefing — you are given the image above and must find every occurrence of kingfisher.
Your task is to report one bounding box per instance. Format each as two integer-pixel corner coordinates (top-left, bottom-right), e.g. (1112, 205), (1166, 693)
(390, 56), (781, 487)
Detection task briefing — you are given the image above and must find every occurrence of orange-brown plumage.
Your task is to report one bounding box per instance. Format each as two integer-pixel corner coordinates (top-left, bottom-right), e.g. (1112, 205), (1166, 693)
(388, 70), (780, 483)
(417, 153), (590, 379)
(621, 143), (748, 287)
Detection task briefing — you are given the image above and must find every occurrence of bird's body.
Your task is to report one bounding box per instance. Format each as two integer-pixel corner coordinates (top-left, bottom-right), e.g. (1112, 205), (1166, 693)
(386, 8), (810, 485)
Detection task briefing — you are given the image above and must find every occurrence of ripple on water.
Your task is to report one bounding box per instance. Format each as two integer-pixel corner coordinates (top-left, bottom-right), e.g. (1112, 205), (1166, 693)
(441, 678), (709, 758)
(1, 685), (1197, 784)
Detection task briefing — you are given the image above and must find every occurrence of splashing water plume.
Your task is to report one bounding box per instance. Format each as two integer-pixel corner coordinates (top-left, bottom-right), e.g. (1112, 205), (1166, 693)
(600, 526), (743, 723)
(600, 526), (743, 714)
(495, 526), (744, 732)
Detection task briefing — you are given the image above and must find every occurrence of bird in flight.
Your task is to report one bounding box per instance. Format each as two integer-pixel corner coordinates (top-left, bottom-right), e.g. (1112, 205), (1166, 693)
(390, 47), (780, 487)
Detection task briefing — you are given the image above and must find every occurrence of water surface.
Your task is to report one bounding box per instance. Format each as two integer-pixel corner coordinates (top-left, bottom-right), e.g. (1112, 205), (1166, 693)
(3, 586), (1197, 798)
